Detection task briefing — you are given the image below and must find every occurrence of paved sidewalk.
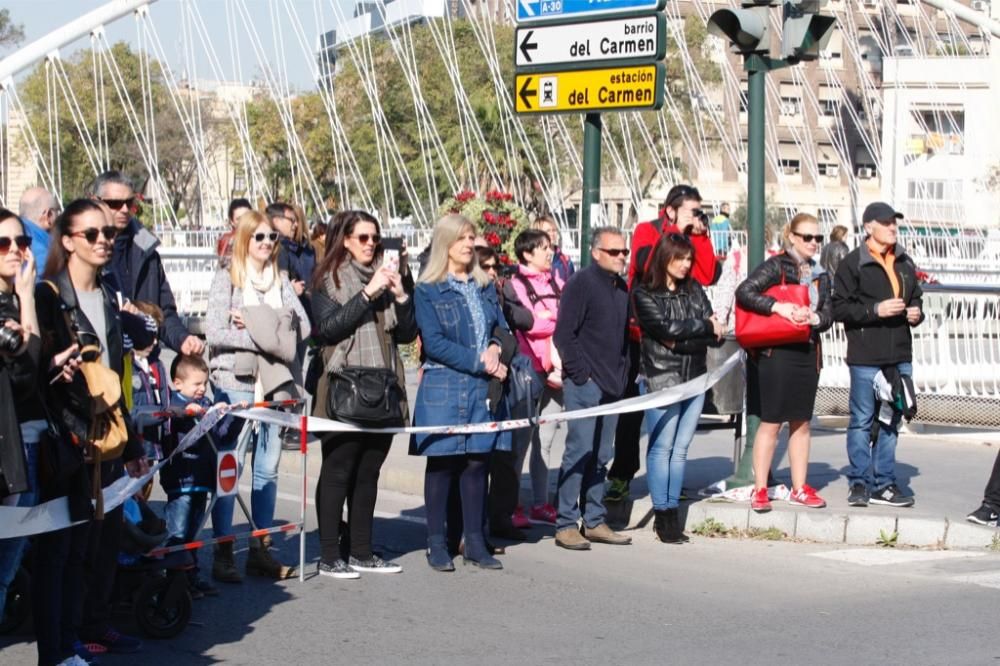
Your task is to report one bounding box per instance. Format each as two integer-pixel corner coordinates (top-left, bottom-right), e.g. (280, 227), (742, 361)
(284, 371), (1000, 550)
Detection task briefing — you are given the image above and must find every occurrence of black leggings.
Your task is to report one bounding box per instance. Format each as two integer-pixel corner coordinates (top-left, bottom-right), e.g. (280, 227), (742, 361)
(316, 432), (392, 562)
(424, 454), (490, 543)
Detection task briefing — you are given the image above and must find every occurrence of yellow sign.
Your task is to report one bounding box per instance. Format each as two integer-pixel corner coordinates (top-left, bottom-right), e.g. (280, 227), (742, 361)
(515, 64), (663, 114)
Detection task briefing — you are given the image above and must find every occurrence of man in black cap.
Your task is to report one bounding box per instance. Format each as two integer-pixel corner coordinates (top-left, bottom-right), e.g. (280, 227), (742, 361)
(832, 202), (924, 508)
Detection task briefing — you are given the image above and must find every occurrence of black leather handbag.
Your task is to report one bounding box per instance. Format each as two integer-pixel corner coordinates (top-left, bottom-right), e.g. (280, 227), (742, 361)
(326, 366), (405, 428)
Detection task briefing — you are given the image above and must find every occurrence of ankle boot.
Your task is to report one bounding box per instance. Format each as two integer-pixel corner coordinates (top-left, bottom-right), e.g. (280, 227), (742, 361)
(426, 535), (455, 572)
(653, 509), (671, 543)
(246, 536), (296, 579)
(462, 534), (503, 570)
(212, 542), (243, 583)
(668, 508), (690, 543)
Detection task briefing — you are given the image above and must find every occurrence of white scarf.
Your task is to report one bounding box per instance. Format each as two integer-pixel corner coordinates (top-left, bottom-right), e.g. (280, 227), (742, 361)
(243, 261), (283, 309)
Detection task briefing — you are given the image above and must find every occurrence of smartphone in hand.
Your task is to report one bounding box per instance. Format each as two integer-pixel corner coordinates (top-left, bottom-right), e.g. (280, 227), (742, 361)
(382, 237), (403, 272)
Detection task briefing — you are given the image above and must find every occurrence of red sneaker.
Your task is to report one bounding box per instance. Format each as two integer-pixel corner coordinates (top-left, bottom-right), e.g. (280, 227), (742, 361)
(751, 487), (772, 513)
(529, 503), (557, 524)
(788, 484), (827, 508)
(512, 506), (532, 529)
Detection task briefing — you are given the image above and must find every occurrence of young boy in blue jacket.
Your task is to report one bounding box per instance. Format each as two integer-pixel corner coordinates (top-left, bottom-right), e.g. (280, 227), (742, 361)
(161, 354), (241, 598)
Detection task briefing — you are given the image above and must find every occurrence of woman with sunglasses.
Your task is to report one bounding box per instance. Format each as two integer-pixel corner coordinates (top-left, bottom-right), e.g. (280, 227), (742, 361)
(736, 213), (833, 513)
(633, 233), (723, 543)
(34, 199), (149, 663)
(411, 214), (511, 572)
(206, 211), (309, 581)
(309, 211), (416, 579)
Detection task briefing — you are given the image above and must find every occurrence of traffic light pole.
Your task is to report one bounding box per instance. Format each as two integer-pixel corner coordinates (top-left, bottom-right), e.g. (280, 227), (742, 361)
(579, 112), (602, 268)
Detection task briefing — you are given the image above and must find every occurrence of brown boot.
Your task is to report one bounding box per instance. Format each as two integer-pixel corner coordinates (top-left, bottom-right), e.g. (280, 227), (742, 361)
(554, 527), (591, 551)
(212, 542), (243, 584)
(246, 536), (296, 579)
(582, 523), (632, 545)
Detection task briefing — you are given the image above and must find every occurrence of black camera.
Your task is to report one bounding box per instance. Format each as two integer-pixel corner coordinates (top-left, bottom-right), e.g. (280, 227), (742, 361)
(0, 320), (22, 354)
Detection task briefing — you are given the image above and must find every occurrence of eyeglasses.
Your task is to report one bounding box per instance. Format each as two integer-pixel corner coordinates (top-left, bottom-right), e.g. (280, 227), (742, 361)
(71, 226), (118, 244)
(351, 233), (381, 245)
(792, 232), (824, 243)
(597, 247), (630, 258)
(0, 235), (31, 254)
(100, 197), (135, 211)
(252, 232), (279, 243)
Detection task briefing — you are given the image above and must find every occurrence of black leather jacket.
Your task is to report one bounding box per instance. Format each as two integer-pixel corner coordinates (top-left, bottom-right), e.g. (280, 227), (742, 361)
(633, 282), (719, 390)
(735, 252), (834, 348)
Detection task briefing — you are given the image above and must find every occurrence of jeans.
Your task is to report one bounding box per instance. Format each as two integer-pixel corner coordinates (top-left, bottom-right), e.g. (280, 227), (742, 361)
(211, 387), (282, 536)
(644, 392), (705, 511)
(846, 362), (912, 491)
(556, 379), (619, 531)
(0, 420), (43, 618)
(165, 493), (209, 545)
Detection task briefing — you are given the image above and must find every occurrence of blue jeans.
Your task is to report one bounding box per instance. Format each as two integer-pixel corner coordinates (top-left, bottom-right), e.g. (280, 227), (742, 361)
(0, 419), (44, 618)
(211, 387), (282, 536)
(644, 392), (705, 511)
(165, 493), (208, 545)
(846, 363), (912, 491)
(556, 379), (619, 531)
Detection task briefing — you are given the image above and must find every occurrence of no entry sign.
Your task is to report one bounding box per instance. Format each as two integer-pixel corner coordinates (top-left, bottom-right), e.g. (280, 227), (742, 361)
(217, 451), (238, 497)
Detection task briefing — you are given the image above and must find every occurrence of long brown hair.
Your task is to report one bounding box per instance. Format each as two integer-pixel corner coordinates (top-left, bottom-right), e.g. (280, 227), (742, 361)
(312, 210), (382, 291)
(43, 198), (106, 279)
(641, 232), (694, 292)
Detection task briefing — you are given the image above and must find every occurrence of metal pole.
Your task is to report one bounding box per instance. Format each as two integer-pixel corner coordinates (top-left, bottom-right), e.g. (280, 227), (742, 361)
(579, 112), (602, 268)
(728, 54), (767, 488)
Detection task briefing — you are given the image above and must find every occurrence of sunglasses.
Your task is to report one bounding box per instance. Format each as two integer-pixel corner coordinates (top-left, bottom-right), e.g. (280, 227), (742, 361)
(481, 262), (497, 271)
(351, 233), (381, 245)
(100, 197), (135, 211)
(792, 232), (824, 243)
(597, 247), (630, 258)
(0, 235), (31, 254)
(253, 232), (279, 243)
(667, 232), (692, 244)
(71, 226), (118, 244)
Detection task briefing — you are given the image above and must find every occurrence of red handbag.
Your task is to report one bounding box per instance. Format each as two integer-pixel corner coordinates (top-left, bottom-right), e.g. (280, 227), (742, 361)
(735, 276), (811, 349)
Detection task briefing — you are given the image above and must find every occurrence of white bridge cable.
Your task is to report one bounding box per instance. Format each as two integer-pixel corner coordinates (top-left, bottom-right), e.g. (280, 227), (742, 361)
(47, 54), (102, 178)
(3, 80), (61, 201)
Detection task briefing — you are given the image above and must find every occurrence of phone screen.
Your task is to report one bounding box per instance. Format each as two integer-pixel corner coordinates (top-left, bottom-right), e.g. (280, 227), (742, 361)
(384, 249), (400, 272)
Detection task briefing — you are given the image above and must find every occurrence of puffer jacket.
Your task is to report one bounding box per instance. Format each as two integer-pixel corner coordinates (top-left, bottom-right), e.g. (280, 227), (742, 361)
(633, 282), (718, 390)
(735, 252), (834, 349)
(503, 266), (565, 373)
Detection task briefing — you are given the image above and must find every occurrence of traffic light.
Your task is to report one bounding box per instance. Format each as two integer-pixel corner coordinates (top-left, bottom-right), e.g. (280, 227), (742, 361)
(707, 4), (772, 55)
(781, 0), (836, 62)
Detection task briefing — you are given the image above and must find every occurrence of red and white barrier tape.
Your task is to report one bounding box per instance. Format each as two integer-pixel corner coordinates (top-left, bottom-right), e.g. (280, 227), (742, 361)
(145, 522), (302, 558)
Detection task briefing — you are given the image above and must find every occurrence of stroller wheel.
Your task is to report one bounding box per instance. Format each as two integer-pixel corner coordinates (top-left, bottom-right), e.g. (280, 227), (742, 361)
(0, 567), (31, 634)
(134, 575), (192, 639)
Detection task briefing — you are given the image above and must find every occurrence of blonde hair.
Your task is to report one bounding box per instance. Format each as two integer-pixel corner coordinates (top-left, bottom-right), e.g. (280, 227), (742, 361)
(230, 210), (279, 289)
(418, 214), (490, 287)
(781, 212), (818, 250)
(292, 203), (310, 244)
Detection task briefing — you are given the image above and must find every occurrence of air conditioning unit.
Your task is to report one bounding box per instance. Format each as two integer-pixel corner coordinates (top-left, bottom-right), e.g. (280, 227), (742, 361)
(862, 0), (877, 7)
(825, 165), (840, 177)
(780, 103), (798, 116)
(781, 166), (800, 176)
(819, 48), (833, 59)
(972, 0), (988, 10)
(738, 161), (749, 172)
(858, 167), (875, 179)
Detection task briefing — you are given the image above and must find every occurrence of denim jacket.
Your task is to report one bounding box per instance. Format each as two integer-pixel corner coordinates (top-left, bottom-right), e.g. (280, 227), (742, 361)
(409, 279), (512, 456)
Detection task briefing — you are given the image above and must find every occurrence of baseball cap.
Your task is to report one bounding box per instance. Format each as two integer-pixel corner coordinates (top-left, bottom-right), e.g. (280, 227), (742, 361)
(862, 202), (904, 224)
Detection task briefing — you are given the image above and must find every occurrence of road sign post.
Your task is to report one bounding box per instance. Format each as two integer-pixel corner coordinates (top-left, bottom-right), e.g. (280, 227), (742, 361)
(580, 113), (602, 268)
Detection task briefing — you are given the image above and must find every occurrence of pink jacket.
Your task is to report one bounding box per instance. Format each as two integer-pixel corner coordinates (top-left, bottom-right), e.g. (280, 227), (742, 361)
(508, 266), (565, 372)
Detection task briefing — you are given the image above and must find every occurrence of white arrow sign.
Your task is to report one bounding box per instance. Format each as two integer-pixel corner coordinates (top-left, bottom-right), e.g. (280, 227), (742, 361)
(515, 15), (665, 68)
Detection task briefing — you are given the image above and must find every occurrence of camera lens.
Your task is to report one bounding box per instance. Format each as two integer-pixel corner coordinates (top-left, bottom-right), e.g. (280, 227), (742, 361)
(0, 323), (21, 354)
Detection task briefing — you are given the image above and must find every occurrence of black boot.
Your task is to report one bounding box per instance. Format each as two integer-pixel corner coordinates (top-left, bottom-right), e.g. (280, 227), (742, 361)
(652, 509), (671, 542)
(668, 508), (690, 543)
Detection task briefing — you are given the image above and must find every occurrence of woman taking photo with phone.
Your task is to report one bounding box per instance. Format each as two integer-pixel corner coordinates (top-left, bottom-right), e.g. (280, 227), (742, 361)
(410, 214), (511, 573)
(735, 213), (833, 513)
(310, 211), (417, 579)
(633, 233), (723, 543)
(206, 210), (309, 581)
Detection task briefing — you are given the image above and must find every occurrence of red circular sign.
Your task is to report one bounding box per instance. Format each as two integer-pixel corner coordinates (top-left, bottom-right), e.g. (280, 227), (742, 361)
(218, 453), (238, 494)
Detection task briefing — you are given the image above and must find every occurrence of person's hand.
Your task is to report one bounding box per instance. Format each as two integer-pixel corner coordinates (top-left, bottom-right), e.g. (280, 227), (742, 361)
(229, 309), (246, 330)
(121, 300), (140, 315)
(126, 456), (150, 479)
(492, 362), (508, 382)
(877, 298), (906, 318)
(689, 215), (707, 235)
(771, 302), (804, 324)
(363, 268), (394, 300)
(14, 249), (35, 300)
(386, 270), (407, 303)
(399, 239), (410, 276)
(480, 345), (501, 375)
(184, 402), (206, 416)
(709, 316), (724, 340)
(213, 402), (227, 410)
(906, 305), (921, 324)
(50, 343), (81, 383)
(181, 335), (204, 355)
(790, 305), (812, 325)
(292, 280), (306, 296)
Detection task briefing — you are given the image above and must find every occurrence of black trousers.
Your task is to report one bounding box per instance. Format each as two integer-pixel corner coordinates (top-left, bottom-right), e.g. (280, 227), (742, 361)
(608, 342), (643, 483)
(488, 449), (519, 529)
(983, 450), (1000, 508)
(316, 432), (392, 563)
(33, 521), (89, 666)
(80, 505), (123, 639)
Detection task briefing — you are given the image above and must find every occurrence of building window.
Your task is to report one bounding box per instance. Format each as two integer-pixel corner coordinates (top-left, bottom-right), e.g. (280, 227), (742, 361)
(818, 163), (840, 177)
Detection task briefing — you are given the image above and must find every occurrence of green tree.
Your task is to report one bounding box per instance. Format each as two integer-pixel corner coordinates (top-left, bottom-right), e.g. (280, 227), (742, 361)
(0, 9), (25, 51)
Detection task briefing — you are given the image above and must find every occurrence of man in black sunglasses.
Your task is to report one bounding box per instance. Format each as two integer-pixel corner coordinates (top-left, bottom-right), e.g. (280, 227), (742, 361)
(90, 170), (203, 357)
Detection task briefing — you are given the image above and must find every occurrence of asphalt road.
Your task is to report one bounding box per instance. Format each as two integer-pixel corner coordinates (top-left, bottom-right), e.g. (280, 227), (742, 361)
(2, 486), (998, 666)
